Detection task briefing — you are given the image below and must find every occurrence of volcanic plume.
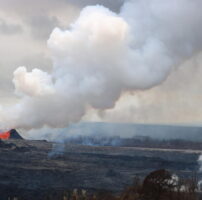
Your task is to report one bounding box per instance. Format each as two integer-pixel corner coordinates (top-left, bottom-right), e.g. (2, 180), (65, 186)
(1, 0), (202, 130)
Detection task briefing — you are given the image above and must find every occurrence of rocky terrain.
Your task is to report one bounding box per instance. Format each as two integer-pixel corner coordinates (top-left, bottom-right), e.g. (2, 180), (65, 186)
(0, 139), (201, 200)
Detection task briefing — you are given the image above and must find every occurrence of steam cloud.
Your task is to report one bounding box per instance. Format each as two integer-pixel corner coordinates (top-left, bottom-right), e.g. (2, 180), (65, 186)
(1, 0), (202, 129)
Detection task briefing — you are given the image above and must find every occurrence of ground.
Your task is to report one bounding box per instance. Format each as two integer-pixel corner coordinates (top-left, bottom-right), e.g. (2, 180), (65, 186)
(0, 139), (200, 200)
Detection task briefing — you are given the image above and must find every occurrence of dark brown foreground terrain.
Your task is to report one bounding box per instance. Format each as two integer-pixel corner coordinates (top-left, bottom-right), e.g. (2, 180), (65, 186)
(0, 139), (201, 200)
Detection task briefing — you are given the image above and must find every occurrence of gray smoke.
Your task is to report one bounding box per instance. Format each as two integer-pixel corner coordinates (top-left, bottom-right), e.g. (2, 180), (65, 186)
(1, 0), (202, 129)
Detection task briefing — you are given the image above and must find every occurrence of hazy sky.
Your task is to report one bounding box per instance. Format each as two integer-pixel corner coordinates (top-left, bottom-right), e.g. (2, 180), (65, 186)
(0, 0), (202, 127)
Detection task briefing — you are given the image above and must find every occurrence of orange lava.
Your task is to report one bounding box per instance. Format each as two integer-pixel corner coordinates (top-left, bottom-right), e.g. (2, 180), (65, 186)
(0, 131), (10, 139)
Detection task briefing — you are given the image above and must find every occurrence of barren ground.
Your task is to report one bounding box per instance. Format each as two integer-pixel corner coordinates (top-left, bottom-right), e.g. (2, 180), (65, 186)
(0, 139), (201, 200)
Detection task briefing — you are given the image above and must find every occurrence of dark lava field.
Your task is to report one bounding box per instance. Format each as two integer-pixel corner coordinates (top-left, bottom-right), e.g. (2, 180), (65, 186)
(0, 139), (201, 200)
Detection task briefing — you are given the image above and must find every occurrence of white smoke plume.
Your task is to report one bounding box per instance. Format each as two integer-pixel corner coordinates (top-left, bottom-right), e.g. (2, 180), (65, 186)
(197, 154), (202, 191)
(198, 155), (202, 172)
(1, 0), (202, 129)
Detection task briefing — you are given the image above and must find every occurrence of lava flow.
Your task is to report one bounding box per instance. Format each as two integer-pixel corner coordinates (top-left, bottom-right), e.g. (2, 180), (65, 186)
(0, 131), (10, 140)
(0, 129), (23, 140)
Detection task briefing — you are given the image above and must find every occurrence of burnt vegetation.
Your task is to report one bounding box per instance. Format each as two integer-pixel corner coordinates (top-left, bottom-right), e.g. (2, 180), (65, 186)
(0, 139), (200, 200)
(9, 169), (200, 200)
(79, 170), (197, 200)
(65, 135), (202, 150)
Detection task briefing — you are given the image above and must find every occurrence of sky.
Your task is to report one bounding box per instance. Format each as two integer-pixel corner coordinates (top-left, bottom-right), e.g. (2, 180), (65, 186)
(0, 0), (202, 129)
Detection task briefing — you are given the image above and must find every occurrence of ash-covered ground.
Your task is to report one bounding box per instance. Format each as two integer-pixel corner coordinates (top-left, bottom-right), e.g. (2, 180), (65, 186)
(0, 138), (201, 200)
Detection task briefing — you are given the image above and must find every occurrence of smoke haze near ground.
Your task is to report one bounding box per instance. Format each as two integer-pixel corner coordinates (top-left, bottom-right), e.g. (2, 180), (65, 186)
(1, 0), (202, 130)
